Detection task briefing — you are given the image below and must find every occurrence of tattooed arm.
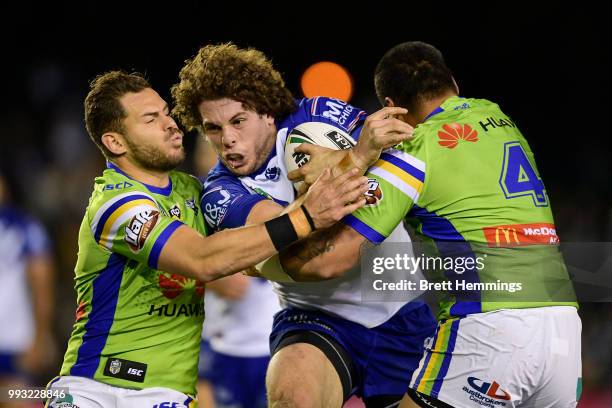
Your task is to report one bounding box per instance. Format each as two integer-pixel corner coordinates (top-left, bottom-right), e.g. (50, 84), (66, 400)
(279, 223), (373, 281)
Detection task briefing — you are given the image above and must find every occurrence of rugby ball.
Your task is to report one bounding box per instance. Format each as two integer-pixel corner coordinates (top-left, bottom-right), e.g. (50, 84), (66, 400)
(284, 122), (356, 191)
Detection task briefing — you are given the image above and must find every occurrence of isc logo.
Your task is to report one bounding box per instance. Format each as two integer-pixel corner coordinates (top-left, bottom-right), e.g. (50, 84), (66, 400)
(152, 402), (179, 408)
(127, 367), (143, 377)
(104, 181), (133, 190)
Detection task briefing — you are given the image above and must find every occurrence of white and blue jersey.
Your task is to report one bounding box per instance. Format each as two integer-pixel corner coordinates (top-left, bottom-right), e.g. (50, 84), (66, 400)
(201, 97), (437, 400)
(202, 97), (423, 328)
(203, 97), (366, 229)
(0, 206), (50, 366)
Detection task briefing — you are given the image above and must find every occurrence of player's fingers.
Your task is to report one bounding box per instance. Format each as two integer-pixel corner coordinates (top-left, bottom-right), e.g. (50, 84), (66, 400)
(340, 174), (369, 195)
(296, 182), (309, 196)
(304, 173), (322, 186)
(294, 143), (329, 155)
(376, 131), (414, 147)
(331, 167), (362, 188)
(341, 181), (370, 205)
(377, 118), (413, 134)
(287, 168), (304, 181)
(337, 198), (367, 218)
(367, 106), (408, 121)
(312, 168), (332, 186)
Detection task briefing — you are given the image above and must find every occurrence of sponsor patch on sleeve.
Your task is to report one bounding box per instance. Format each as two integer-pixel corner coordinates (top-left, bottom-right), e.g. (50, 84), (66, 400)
(124, 209), (160, 252)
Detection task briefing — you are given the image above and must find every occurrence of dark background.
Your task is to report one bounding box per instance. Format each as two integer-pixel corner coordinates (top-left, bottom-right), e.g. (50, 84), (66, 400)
(0, 2), (610, 404)
(2, 3), (610, 239)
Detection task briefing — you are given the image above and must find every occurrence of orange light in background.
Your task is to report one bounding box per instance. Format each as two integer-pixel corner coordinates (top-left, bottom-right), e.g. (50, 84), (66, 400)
(300, 61), (354, 102)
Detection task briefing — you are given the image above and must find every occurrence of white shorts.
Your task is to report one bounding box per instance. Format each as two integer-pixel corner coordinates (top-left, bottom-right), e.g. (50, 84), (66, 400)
(409, 306), (582, 408)
(45, 376), (196, 408)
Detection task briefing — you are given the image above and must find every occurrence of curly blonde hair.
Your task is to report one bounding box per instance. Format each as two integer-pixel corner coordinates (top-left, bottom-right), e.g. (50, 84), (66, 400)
(171, 43), (296, 132)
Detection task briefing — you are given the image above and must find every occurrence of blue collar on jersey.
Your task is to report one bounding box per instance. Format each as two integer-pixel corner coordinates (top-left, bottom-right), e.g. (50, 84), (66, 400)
(423, 96), (466, 122)
(106, 161), (173, 196)
(424, 106), (445, 122)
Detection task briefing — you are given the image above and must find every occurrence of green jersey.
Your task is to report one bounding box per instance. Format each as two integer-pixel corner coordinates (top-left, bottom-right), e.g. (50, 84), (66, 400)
(345, 96), (576, 320)
(59, 162), (207, 395)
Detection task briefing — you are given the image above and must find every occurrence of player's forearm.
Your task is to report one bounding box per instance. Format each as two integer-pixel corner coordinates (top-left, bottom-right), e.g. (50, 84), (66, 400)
(279, 231), (342, 281)
(160, 224), (281, 282)
(279, 224), (361, 281)
(205, 273), (250, 300)
(161, 210), (313, 282)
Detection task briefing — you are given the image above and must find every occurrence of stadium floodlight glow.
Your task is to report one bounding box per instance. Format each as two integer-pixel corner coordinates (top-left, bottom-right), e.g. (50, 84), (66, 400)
(300, 61), (354, 102)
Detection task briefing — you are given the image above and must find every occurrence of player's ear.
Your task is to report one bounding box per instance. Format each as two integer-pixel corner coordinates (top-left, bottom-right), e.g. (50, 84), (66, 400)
(102, 132), (128, 156)
(264, 114), (275, 127)
(384, 97), (395, 107)
(452, 77), (460, 95)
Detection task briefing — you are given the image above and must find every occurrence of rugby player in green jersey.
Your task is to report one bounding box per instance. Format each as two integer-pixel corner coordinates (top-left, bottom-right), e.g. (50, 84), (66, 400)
(283, 42), (581, 408)
(46, 71), (370, 408)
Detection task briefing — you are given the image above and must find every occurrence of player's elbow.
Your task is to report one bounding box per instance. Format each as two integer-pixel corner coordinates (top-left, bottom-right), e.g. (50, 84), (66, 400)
(280, 254), (349, 282)
(314, 259), (353, 280)
(183, 259), (225, 283)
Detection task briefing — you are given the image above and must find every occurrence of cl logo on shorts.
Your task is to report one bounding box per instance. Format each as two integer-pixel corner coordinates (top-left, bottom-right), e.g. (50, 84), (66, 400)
(467, 377), (511, 401)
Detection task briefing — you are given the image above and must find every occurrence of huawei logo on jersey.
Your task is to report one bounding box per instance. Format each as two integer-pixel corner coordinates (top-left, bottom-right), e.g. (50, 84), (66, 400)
(438, 123), (478, 149)
(158, 273), (205, 299)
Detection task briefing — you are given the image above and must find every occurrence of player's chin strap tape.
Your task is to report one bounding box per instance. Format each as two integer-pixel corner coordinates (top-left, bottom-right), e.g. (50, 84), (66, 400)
(265, 207), (312, 251)
(274, 331), (355, 401)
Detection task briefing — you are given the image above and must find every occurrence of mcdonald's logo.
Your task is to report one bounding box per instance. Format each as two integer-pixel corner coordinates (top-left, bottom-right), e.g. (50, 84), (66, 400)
(483, 223), (559, 247)
(494, 227), (519, 245)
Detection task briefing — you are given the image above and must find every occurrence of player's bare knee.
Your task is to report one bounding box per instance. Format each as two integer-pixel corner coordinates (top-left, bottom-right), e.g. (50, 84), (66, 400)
(266, 344), (337, 408)
(267, 386), (324, 408)
(266, 357), (321, 408)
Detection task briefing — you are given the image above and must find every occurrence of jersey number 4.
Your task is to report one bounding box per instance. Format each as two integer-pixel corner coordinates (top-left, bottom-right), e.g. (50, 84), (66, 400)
(499, 141), (548, 207)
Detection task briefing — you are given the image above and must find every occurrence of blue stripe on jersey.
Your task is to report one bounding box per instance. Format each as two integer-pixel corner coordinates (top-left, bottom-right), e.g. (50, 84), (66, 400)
(380, 152), (425, 182)
(71, 253), (125, 378)
(148, 220), (184, 269)
(93, 194), (154, 243)
(408, 205), (482, 317)
(431, 319), (460, 398)
(343, 214), (386, 244)
(107, 161), (173, 196)
(408, 205), (464, 241)
(450, 300), (482, 316)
